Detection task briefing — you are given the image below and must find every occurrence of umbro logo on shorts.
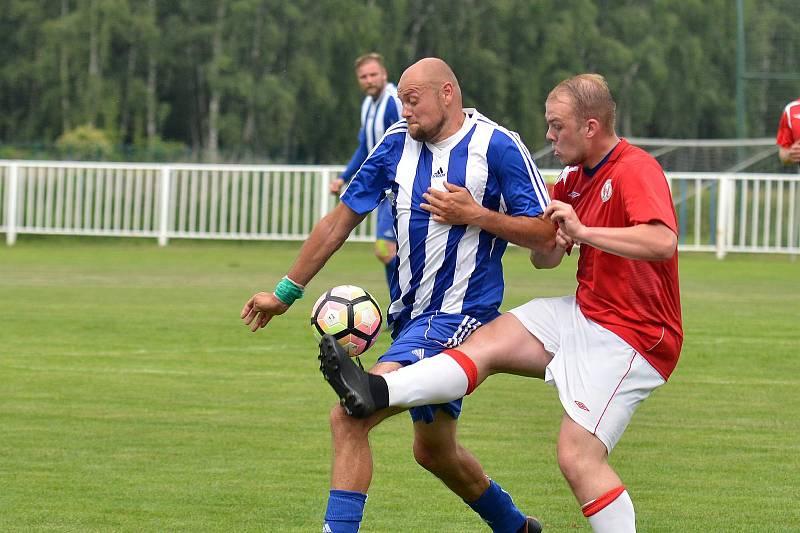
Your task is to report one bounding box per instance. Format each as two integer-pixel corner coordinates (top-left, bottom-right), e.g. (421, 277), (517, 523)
(575, 400), (590, 412)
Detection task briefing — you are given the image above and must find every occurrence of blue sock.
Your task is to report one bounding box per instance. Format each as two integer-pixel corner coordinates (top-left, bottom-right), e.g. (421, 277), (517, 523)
(466, 479), (526, 533)
(323, 489), (367, 533)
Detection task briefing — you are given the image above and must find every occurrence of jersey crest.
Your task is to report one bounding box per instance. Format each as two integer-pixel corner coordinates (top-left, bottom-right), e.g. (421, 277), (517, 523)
(601, 179), (613, 202)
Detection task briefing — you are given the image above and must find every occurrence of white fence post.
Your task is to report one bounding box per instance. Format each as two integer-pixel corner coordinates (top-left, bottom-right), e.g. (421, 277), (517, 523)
(319, 169), (331, 221)
(715, 175), (732, 259)
(6, 163), (18, 246)
(158, 166), (171, 246)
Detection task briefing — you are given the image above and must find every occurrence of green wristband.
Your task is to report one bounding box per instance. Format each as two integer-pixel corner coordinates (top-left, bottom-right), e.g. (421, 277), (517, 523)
(274, 277), (305, 306)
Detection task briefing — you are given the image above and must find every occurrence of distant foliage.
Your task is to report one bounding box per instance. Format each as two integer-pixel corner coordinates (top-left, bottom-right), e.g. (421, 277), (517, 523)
(56, 124), (113, 160)
(0, 0), (796, 162)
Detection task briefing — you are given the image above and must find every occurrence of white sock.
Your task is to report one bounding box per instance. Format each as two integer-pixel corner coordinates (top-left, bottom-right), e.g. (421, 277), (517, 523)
(583, 487), (636, 533)
(384, 353), (470, 407)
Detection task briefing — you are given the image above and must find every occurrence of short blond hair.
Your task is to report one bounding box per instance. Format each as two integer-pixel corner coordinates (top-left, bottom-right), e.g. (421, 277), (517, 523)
(548, 74), (616, 133)
(354, 53), (386, 71)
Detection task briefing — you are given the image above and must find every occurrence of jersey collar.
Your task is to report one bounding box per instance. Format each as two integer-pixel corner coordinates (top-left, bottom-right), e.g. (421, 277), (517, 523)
(583, 138), (626, 177)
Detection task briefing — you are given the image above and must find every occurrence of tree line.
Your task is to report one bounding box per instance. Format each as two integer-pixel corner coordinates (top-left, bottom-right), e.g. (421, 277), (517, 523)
(0, 0), (796, 163)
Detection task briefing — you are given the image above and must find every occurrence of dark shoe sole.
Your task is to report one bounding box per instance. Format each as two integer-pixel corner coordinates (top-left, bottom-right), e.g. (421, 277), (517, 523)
(318, 334), (375, 418)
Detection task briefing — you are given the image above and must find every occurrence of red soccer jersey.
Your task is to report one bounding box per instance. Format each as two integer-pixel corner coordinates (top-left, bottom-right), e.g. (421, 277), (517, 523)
(776, 99), (800, 148)
(553, 139), (683, 379)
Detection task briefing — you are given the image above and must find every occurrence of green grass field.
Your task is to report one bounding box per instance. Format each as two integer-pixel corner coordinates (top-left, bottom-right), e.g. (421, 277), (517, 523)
(1, 237), (798, 532)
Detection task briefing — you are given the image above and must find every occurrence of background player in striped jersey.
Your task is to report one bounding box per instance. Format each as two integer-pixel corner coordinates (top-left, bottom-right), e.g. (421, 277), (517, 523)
(776, 97), (800, 166)
(321, 74), (683, 533)
(241, 57), (554, 532)
(331, 53), (403, 285)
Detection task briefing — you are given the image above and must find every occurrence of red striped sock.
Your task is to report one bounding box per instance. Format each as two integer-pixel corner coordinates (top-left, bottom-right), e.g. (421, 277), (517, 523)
(442, 349), (478, 395)
(581, 485), (626, 517)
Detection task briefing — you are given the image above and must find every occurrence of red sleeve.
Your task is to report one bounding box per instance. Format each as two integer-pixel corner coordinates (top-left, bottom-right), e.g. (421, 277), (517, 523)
(619, 158), (677, 233)
(553, 177), (567, 202)
(552, 166), (575, 203)
(776, 109), (794, 148)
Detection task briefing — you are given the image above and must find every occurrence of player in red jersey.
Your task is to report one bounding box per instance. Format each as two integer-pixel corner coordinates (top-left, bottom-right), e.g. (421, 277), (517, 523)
(776, 98), (800, 166)
(320, 74), (682, 532)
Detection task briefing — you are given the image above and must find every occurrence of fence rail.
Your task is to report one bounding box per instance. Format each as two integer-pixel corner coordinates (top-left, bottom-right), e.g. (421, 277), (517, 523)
(2, 160), (798, 258)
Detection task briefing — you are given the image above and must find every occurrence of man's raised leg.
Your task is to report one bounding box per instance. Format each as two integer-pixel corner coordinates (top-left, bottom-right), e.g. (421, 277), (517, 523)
(320, 315), (551, 416)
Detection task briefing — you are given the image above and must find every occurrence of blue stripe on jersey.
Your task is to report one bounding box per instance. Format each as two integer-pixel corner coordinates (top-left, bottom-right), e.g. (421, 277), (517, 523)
(508, 131), (550, 206)
(391, 145), (433, 330)
(486, 129), (547, 217)
(424, 125), (476, 314)
(462, 232), (506, 320)
(384, 100), (400, 129)
(370, 100), (379, 149)
(340, 126), (407, 215)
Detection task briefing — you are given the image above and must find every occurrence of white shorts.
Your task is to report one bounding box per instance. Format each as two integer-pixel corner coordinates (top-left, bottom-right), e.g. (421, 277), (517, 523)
(509, 295), (665, 453)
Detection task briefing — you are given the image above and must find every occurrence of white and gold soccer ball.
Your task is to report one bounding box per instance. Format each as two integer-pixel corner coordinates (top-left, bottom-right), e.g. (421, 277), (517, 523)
(310, 285), (382, 357)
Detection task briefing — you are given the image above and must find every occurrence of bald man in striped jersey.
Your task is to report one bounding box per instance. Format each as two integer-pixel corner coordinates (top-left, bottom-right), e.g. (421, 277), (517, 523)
(242, 58), (553, 532)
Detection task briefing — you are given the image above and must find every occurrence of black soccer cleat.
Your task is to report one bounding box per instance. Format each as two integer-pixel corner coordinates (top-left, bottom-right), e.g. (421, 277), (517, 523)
(521, 516), (542, 533)
(318, 334), (377, 418)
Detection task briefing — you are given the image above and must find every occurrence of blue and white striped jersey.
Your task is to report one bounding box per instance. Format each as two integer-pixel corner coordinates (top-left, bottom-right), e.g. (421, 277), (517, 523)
(341, 109), (550, 335)
(341, 83), (403, 181)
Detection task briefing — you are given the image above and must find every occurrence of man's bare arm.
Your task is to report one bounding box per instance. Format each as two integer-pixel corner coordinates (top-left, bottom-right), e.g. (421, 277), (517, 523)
(421, 181), (555, 251)
(240, 203), (365, 331)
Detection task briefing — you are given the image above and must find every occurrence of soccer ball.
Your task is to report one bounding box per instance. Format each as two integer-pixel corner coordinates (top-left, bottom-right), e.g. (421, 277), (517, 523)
(310, 285), (382, 357)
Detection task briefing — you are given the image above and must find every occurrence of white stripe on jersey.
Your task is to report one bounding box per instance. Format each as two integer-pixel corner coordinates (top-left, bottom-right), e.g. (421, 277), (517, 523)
(438, 122), (494, 315)
(411, 126), (474, 317)
(361, 83), (399, 150)
(391, 134), (423, 315)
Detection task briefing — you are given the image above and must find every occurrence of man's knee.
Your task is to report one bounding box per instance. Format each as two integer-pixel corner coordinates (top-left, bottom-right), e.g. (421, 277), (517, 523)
(413, 438), (448, 473)
(329, 404), (371, 441)
(556, 441), (584, 482)
(557, 436), (605, 485)
(412, 427), (464, 475)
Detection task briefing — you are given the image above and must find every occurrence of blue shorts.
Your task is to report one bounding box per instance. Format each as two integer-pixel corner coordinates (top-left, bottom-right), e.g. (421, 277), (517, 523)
(380, 312), (484, 424)
(375, 198), (396, 242)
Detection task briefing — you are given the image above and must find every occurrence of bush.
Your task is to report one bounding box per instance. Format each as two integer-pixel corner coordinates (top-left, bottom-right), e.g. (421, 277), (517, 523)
(56, 125), (114, 160)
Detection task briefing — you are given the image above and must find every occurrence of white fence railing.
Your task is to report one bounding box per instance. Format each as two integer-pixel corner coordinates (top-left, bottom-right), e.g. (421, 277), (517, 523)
(2, 161), (799, 258)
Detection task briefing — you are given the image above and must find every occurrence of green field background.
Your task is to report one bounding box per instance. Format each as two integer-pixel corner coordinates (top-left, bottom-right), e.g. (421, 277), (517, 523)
(1, 238), (798, 532)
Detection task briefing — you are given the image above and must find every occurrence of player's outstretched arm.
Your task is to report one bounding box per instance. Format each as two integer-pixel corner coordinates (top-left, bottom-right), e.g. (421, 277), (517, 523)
(240, 203), (366, 332)
(421, 181), (555, 250)
(546, 200), (677, 261)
